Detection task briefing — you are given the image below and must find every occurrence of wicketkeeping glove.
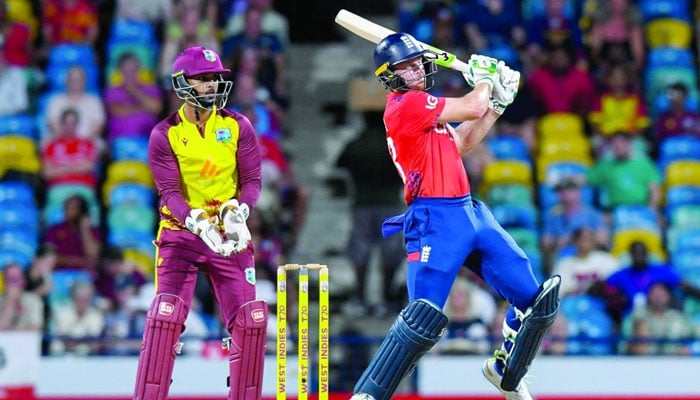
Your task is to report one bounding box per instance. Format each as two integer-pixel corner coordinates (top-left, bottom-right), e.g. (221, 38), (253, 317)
(185, 209), (226, 255)
(219, 199), (252, 253)
(462, 54), (499, 89)
(489, 61), (521, 115)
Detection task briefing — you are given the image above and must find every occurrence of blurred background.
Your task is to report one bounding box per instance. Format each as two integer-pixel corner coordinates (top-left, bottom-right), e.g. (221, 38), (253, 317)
(1, 0), (700, 398)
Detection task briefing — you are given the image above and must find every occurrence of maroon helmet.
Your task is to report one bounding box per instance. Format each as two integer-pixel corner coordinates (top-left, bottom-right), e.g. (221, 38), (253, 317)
(171, 46), (233, 109)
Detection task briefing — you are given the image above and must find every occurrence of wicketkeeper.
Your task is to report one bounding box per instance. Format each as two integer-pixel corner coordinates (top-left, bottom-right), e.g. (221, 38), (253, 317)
(133, 46), (267, 400)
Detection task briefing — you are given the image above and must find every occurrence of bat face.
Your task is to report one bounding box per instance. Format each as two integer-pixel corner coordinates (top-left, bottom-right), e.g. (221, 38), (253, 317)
(334, 9), (469, 73)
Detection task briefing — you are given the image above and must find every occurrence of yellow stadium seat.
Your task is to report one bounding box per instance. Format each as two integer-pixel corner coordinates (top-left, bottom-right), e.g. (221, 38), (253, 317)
(538, 112), (586, 140)
(645, 18), (692, 49)
(0, 135), (40, 176)
(6, 0), (38, 39)
(103, 160), (154, 200)
(109, 69), (156, 87)
(480, 160), (533, 196)
(665, 160), (700, 188)
(611, 228), (665, 261)
(538, 136), (591, 159)
(123, 248), (155, 276)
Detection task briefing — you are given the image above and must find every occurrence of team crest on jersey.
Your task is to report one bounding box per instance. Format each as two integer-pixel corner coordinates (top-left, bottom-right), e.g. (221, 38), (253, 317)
(203, 48), (217, 62)
(182, 137), (188, 146)
(215, 128), (232, 143)
(245, 267), (256, 285)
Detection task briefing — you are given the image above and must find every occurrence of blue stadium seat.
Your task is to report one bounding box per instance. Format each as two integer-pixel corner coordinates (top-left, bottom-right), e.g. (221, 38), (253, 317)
(111, 136), (150, 162)
(0, 113), (37, 140)
(108, 19), (158, 47)
(107, 204), (156, 233)
(487, 184), (533, 207)
(47, 44), (96, 69)
(44, 63), (101, 94)
(0, 181), (34, 204)
(651, 91), (699, 117)
(647, 47), (694, 70)
(639, 0), (690, 22)
(612, 205), (661, 234)
(658, 136), (700, 172)
(486, 135), (530, 164)
(0, 229), (38, 263)
(0, 202), (39, 231)
(537, 184), (595, 212)
(0, 248), (32, 269)
(108, 183), (155, 208)
(561, 294), (614, 355)
(49, 270), (93, 307)
(645, 66), (698, 105)
(107, 230), (154, 255)
(491, 203), (538, 230)
(665, 185), (700, 218)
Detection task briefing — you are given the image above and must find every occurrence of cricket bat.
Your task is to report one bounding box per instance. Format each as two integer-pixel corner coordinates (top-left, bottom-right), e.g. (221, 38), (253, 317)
(334, 9), (469, 73)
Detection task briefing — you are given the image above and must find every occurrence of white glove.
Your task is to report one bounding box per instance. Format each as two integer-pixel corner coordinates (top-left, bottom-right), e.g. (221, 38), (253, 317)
(219, 199), (252, 253)
(462, 54), (499, 89)
(185, 209), (225, 255)
(489, 61), (521, 115)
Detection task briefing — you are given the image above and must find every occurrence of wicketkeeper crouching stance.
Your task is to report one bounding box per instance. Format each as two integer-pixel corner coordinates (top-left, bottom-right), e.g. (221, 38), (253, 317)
(133, 46), (267, 400)
(349, 32), (561, 400)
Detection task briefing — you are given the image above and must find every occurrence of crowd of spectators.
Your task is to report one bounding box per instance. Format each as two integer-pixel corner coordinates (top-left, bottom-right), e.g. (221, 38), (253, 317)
(0, 0), (305, 356)
(1, 0), (700, 360)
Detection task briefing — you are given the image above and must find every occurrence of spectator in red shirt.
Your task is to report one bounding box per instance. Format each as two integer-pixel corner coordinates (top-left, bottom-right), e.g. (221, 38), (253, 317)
(41, 0), (99, 46)
(41, 108), (99, 189)
(654, 82), (700, 142)
(528, 39), (596, 117)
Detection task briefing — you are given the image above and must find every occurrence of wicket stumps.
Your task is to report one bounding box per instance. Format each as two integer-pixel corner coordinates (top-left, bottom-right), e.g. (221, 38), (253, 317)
(276, 264), (330, 400)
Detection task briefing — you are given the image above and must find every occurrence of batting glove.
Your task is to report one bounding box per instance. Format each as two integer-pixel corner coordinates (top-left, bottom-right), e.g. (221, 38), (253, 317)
(489, 61), (521, 115)
(219, 199), (252, 253)
(185, 209), (226, 255)
(462, 54), (499, 89)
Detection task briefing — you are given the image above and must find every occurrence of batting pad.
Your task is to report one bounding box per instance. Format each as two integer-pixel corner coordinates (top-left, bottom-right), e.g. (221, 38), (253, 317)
(354, 299), (447, 400)
(227, 299), (269, 400)
(134, 294), (187, 400)
(501, 275), (560, 391)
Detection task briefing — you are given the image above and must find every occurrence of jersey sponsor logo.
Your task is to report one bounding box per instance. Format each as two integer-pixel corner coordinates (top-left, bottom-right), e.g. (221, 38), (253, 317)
(400, 34), (417, 49)
(425, 95), (438, 110)
(407, 252), (420, 262)
(245, 267), (256, 285)
(215, 128), (232, 143)
(251, 308), (266, 322)
(199, 158), (218, 177)
(159, 302), (175, 316)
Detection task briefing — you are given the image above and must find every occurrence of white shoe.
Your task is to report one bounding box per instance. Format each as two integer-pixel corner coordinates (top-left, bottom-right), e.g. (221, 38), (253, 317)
(482, 358), (533, 400)
(349, 394), (375, 400)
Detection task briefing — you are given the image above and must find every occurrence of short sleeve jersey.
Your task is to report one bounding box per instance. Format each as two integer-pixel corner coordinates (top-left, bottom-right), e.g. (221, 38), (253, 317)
(384, 91), (470, 204)
(148, 106), (261, 230)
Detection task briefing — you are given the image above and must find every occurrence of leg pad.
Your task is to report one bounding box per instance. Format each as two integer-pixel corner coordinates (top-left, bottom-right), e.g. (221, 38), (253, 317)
(354, 299), (447, 400)
(501, 275), (560, 391)
(227, 299), (268, 400)
(134, 294), (187, 400)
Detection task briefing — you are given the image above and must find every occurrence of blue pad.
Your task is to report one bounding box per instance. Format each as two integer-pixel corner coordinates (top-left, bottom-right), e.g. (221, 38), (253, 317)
(501, 275), (561, 391)
(353, 299), (447, 400)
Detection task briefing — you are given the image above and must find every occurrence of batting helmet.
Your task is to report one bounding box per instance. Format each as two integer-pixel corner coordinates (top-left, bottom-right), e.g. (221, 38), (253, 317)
(171, 46), (233, 109)
(373, 33), (436, 91)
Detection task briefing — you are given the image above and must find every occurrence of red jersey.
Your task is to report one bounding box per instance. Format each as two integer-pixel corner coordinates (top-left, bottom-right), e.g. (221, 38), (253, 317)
(384, 91), (471, 205)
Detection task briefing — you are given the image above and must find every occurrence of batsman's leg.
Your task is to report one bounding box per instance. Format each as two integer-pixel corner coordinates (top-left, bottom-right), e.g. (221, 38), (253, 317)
(351, 299), (448, 400)
(226, 299), (269, 400)
(498, 275), (561, 391)
(134, 293), (188, 400)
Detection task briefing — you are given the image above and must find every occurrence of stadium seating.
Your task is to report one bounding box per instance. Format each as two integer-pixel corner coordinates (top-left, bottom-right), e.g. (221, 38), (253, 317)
(486, 135), (530, 164)
(487, 184), (533, 207)
(611, 228), (665, 261)
(665, 160), (700, 188)
(537, 112), (586, 140)
(639, 0), (691, 22)
(0, 135), (41, 177)
(561, 294), (614, 355)
(645, 18), (693, 49)
(480, 160), (533, 197)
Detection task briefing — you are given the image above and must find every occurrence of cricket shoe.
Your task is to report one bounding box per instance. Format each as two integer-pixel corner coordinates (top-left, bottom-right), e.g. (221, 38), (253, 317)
(482, 357), (532, 400)
(349, 394), (375, 400)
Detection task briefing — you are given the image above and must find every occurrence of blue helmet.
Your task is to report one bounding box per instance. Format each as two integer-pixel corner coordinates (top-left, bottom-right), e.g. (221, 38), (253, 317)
(373, 32), (436, 91)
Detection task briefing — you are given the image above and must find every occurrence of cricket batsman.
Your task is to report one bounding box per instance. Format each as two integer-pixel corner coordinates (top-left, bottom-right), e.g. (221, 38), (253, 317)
(349, 33), (561, 400)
